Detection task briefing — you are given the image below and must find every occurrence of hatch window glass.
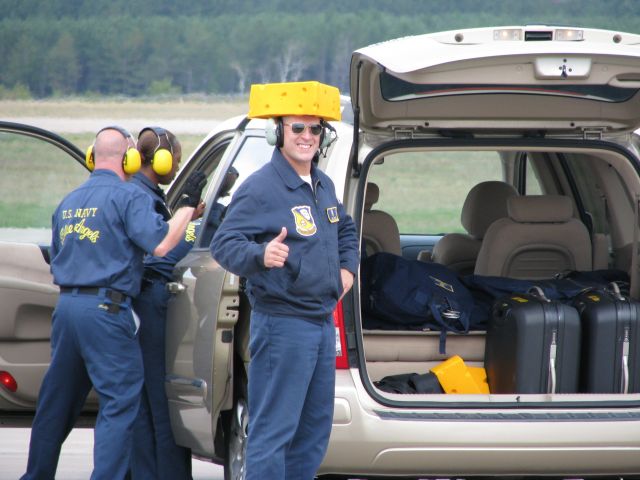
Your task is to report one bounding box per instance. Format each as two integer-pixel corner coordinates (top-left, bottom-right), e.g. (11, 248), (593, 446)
(380, 70), (639, 103)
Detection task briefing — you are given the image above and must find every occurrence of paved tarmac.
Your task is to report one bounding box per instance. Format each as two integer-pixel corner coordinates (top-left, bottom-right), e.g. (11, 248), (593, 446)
(3, 117), (220, 134)
(1, 428), (224, 480)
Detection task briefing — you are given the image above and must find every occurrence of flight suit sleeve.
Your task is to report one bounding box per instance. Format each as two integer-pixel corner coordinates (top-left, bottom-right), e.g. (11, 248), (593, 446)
(122, 189), (169, 254)
(210, 182), (268, 277)
(50, 210), (60, 262)
(336, 201), (359, 275)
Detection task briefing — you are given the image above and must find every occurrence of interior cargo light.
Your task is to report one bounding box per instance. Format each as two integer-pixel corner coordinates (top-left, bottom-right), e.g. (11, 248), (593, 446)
(493, 28), (523, 41)
(555, 29), (584, 41)
(0, 371), (17, 392)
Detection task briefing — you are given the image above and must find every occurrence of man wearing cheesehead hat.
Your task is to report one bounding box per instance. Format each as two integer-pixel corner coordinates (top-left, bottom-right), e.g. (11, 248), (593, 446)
(210, 81), (359, 479)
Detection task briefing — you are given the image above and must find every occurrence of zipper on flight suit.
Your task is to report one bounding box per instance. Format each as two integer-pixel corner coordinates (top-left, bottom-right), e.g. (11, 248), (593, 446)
(309, 178), (340, 296)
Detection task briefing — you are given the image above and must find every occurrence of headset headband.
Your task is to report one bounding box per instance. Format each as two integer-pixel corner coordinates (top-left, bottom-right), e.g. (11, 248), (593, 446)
(98, 125), (134, 141)
(139, 126), (174, 155)
(138, 126), (167, 138)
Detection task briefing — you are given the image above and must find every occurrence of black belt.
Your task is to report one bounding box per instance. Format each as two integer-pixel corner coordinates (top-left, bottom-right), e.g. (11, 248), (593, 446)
(59, 287), (129, 304)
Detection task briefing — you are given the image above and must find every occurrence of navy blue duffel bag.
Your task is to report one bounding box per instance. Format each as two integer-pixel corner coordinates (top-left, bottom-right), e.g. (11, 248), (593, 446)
(360, 252), (477, 353)
(463, 269), (630, 304)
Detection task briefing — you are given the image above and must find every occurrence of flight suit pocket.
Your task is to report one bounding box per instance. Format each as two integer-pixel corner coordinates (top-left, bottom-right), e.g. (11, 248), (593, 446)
(97, 304), (137, 339)
(290, 257), (332, 297)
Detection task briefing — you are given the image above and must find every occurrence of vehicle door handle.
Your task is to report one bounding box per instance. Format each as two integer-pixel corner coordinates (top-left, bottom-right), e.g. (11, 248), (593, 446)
(166, 282), (187, 294)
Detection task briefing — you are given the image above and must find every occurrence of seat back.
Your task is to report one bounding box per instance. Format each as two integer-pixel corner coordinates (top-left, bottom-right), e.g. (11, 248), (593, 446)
(474, 195), (592, 279)
(431, 181), (518, 275)
(362, 183), (401, 256)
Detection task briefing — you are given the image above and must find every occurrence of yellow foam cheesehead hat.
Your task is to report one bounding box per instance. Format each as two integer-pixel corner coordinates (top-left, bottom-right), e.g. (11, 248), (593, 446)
(248, 81), (341, 121)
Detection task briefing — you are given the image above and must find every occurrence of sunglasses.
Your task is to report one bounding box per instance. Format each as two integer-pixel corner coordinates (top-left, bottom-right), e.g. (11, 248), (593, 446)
(284, 122), (323, 136)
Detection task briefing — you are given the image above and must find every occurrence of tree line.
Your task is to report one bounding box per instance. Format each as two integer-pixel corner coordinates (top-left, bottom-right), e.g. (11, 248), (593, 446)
(1, 0), (639, 99)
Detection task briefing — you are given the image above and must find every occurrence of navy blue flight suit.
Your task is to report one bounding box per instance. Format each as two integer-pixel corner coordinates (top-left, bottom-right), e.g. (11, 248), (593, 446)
(22, 170), (169, 480)
(128, 172), (195, 480)
(211, 149), (359, 480)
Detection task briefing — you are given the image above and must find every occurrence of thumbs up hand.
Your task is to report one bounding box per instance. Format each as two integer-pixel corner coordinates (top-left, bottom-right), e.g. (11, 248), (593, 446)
(264, 227), (289, 268)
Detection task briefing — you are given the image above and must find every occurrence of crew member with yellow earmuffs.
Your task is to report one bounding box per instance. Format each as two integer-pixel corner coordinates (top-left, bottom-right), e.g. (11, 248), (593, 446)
(85, 124), (142, 175)
(21, 126), (206, 480)
(211, 82), (359, 480)
(128, 127), (206, 480)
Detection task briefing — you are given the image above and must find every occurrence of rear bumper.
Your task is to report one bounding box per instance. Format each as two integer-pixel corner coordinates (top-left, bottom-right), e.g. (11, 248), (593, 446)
(320, 369), (640, 477)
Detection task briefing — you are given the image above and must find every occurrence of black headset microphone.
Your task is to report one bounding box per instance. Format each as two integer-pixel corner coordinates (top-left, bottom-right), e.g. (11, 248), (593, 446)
(320, 121), (338, 156)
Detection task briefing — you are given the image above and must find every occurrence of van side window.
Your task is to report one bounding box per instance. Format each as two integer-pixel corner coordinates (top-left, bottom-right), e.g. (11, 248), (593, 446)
(199, 135), (273, 247)
(563, 155), (607, 234)
(367, 151), (504, 235)
(524, 157), (543, 195)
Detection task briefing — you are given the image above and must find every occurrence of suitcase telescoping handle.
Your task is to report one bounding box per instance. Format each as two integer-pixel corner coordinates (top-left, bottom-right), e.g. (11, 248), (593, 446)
(622, 325), (630, 394)
(607, 281), (630, 394)
(548, 329), (558, 394)
(527, 287), (558, 393)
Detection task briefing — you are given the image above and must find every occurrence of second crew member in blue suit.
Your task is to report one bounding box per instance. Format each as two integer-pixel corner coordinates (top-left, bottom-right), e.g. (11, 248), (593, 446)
(129, 127), (205, 480)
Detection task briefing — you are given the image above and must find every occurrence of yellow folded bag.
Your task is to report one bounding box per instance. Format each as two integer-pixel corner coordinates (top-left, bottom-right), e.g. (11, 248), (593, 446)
(430, 355), (490, 394)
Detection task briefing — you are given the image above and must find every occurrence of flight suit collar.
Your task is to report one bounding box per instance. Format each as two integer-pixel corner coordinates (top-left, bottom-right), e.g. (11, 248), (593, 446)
(272, 148), (323, 191)
(132, 172), (166, 202)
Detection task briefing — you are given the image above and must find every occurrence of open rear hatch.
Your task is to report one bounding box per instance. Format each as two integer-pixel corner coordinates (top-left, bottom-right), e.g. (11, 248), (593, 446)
(350, 26), (640, 136)
(350, 27), (640, 408)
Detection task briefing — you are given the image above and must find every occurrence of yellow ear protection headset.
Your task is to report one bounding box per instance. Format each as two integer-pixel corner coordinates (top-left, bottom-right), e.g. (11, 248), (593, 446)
(138, 126), (174, 176)
(85, 125), (142, 175)
(265, 118), (336, 150)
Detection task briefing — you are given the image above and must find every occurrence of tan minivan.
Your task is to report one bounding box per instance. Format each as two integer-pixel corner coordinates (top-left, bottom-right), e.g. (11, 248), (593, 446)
(4, 25), (640, 480)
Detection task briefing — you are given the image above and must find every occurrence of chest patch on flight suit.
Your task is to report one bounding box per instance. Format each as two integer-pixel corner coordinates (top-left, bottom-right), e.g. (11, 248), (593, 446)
(326, 206), (339, 223)
(291, 205), (317, 236)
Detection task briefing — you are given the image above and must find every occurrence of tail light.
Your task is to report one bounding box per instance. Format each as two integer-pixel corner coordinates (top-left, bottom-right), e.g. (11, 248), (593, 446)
(333, 300), (349, 369)
(0, 371), (17, 392)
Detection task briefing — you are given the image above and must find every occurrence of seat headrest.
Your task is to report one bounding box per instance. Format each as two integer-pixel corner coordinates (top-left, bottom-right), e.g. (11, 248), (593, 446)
(461, 181), (519, 238)
(365, 183), (380, 210)
(508, 195), (573, 223)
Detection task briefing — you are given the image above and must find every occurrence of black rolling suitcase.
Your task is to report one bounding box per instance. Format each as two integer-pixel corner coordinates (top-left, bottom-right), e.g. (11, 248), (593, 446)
(573, 283), (640, 393)
(485, 287), (581, 394)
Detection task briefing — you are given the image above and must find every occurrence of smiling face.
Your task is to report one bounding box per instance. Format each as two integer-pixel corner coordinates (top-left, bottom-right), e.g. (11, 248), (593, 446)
(279, 115), (322, 175)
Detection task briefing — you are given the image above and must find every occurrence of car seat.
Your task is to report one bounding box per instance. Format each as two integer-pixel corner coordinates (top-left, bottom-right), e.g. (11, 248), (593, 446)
(362, 183), (401, 256)
(431, 181), (519, 275)
(474, 194), (593, 279)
